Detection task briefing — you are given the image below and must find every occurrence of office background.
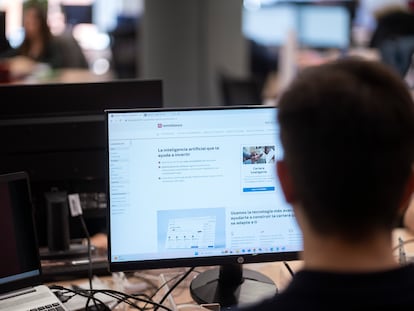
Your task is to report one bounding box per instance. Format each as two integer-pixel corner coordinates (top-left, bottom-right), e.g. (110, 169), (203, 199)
(2, 0), (412, 108)
(2, 0), (414, 301)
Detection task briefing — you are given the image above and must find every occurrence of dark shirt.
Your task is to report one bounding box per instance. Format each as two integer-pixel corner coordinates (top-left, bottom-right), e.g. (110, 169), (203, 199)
(370, 11), (414, 49)
(234, 264), (414, 311)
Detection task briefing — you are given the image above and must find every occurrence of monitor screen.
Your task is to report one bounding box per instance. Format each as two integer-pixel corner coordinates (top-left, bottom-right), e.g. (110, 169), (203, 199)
(0, 79), (163, 249)
(0, 171), (40, 293)
(106, 105), (303, 308)
(61, 5), (93, 25)
(242, 2), (351, 49)
(298, 5), (351, 49)
(243, 4), (297, 46)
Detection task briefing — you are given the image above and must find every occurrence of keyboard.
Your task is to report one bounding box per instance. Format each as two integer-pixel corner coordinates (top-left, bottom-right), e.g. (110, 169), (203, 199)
(30, 302), (65, 311)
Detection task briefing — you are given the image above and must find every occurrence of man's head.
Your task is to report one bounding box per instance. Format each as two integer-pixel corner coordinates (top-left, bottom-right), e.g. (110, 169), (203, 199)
(277, 57), (414, 241)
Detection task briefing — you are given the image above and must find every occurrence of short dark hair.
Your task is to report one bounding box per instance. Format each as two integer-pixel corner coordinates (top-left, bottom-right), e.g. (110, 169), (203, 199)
(278, 57), (414, 240)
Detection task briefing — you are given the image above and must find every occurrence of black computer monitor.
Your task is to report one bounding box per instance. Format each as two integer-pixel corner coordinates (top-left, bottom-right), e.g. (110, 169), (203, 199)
(0, 79), (163, 248)
(61, 4), (93, 25)
(106, 105), (303, 308)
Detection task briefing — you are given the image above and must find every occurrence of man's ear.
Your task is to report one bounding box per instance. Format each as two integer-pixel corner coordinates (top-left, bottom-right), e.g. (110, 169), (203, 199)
(399, 168), (414, 214)
(277, 160), (296, 203)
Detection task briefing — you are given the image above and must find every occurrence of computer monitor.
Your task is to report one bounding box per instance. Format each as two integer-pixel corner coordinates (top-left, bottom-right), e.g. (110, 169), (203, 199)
(243, 4), (297, 47)
(298, 4), (351, 49)
(242, 2), (351, 49)
(0, 79), (163, 249)
(106, 105), (303, 308)
(61, 4), (93, 25)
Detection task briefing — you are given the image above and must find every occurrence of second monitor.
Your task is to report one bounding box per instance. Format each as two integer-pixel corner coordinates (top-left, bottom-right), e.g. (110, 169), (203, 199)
(0, 79), (163, 250)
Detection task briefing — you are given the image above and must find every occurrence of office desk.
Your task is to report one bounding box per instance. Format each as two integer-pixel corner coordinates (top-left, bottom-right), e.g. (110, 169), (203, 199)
(51, 228), (414, 311)
(3, 56), (114, 84)
(11, 68), (115, 84)
(51, 261), (302, 311)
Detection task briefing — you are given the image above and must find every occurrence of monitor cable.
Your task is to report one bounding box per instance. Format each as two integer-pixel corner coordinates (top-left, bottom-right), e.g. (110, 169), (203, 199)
(283, 261), (295, 278)
(68, 193), (98, 309)
(78, 213), (93, 289)
(153, 267), (195, 311)
(77, 213), (98, 310)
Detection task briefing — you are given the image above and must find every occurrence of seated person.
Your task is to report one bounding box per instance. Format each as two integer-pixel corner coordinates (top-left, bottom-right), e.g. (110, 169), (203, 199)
(0, 2), (87, 78)
(369, 5), (414, 49)
(1, 3), (63, 68)
(235, 58), (414, 310)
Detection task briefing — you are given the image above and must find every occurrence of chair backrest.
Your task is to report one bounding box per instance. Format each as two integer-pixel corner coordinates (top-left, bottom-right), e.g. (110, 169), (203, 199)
(54, 31), (89, 69)
(370, 10), (414, 48)
(220, 75), (263, 106)
(379, 36), (414, 77)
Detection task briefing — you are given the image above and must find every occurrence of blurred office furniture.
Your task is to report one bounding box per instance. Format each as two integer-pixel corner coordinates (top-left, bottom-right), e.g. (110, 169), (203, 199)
(379, 36), (414, 77)
(59, 3), (112, 77)
(109, 15), (139, 79)
(369, 9), (414, 49)
(4, 56), (112, 84)
(54, 30), (89, 69)
(249, 39), (278, 95)
(368, 8), (414, 77)
(220, 74), (263, 106)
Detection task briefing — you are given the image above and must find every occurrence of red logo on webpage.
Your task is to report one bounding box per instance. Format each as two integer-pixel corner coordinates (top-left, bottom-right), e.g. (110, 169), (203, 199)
(157, 123), (163, 128)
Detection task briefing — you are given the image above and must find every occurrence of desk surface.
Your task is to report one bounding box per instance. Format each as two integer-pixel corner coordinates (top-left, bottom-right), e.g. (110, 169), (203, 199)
(50, 228), (414, 311)
(2, 56), (114, 85)
(51, 262), (300, 311)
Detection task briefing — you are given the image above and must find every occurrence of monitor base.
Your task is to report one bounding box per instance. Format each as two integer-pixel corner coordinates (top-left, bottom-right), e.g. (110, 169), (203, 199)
(190, 264), (277, 308)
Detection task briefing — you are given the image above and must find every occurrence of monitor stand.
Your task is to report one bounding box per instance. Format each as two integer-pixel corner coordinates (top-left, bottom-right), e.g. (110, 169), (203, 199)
(190, 263), (277, 308)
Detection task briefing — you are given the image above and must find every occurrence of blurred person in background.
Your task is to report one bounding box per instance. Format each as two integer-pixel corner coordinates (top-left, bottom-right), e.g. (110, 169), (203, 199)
(0, 2), (89, 81)
(0, 2), (64, 69)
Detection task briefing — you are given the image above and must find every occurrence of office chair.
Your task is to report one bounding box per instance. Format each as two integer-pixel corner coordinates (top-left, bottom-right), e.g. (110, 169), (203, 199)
(220, 74), (263, 106)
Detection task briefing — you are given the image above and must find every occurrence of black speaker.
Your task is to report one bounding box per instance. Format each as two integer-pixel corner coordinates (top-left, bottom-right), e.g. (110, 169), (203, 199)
(45, 191), (70, 252)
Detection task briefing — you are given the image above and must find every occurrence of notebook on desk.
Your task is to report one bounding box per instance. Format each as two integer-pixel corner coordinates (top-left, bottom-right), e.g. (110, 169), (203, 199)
(0, 171), (68, 311)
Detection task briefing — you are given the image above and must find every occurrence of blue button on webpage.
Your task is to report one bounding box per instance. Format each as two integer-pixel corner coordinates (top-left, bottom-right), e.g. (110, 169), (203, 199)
(243, 187), (275, 192)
